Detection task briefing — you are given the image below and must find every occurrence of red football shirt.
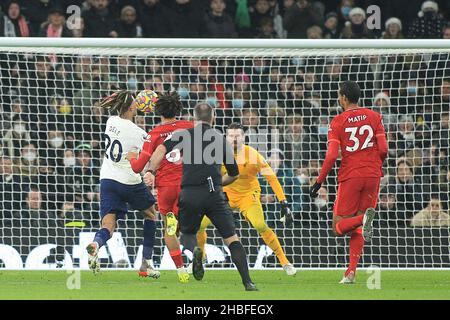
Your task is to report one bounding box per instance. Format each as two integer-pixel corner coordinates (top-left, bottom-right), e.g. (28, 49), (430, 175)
(327, 107), (386, 182)
(130, 120), (194, 187)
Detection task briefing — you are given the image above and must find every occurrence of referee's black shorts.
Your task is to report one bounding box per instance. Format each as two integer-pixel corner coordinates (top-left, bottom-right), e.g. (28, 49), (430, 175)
(178, 185), (236, 239)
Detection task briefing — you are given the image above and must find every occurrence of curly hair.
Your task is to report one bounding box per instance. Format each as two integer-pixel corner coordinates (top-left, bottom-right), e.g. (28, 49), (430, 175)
(154, 91), (183, 119)
(99, 90), (137, 115)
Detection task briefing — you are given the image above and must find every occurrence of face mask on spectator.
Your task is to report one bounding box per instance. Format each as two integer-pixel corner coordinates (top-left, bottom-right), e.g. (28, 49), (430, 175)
(402, 132), (415, 141)
(424, 11), (435, 19)
(318, 125), (328, 135)
(296, 174), (309, 184)
(309, 99), (320, 108)
(254, 66), (265, 73)
(59, 102), (72, 114)
(291, 58), (304, 66)
(206, 96), (217, 107)
(49, 136), (64, 148)
(177, 86), (189, 99)
(407, 86), (417, 95)
(14, 124), (26, 135)
(63, 157), (76, 167)
(127, 75), (138, 90)
(341, 6), (351, 18)
(315, 198), (327, 208)
(232, 99), (244, 108)
(23, 152), (36, 163)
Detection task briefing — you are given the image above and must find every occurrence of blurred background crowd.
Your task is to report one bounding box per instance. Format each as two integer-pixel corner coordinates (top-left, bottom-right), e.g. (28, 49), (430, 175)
(0, 50), (449, 236)
(0, 0), (450, 261)
(0, 0), (449, 39)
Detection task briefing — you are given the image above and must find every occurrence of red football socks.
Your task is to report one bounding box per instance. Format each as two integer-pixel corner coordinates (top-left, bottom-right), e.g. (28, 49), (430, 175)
(335, 214), (364, 236)
(170, 249), (184, 269)
(346, 228), (364, 276)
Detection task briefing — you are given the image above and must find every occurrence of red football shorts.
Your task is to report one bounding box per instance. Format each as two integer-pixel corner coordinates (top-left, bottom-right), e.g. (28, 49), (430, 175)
(333, 177), (380, 216)
(157, 185), (181, 216)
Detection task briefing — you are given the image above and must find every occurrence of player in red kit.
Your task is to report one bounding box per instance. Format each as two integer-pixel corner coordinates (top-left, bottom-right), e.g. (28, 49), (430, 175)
(310, 81), (388, 284)
(126, 91), (193, 283)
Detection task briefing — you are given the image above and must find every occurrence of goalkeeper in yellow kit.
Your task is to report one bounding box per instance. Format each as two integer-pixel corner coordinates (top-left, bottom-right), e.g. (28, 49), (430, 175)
(196, 123), (297, 276)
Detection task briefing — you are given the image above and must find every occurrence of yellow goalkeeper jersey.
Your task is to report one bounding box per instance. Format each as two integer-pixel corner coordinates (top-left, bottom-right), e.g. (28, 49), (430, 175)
(221, 144), (286, 202)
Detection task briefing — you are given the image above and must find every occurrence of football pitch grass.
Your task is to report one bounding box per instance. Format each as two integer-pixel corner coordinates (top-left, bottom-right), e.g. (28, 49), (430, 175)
(1, 270), (450, 300)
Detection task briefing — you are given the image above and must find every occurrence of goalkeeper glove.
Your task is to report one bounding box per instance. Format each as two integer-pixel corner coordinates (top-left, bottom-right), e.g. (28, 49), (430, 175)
(309, 182), (321, 198)
(280, 201), (293, 227)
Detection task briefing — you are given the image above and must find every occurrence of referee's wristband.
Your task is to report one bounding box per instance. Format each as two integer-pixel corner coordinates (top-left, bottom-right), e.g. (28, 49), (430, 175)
(147, 169), (156, 175)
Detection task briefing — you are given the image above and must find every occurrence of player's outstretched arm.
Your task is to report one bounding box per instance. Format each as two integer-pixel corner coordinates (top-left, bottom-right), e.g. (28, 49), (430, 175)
(128, 139), (153, 173)
(263, 171), (287, 203)
(310, 140), (339, 198)
(257, 150), (287, 203)
(148, 144), (166, 174)
(259, 154), (293, 226)
(261, 167), (294, 225)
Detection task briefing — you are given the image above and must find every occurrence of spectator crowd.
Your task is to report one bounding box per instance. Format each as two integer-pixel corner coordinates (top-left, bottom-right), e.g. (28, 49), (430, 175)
(1, 49), (449, 236)
(0, 0), (450, 264)
(0, 0), (449, 39)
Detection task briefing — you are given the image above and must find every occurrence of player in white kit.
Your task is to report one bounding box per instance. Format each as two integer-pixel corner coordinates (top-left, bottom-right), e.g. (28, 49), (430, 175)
(86, 90), (159, 278)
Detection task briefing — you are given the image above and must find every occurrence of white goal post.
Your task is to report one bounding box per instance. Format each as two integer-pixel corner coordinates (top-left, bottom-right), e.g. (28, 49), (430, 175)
(0, 38), (449, 270)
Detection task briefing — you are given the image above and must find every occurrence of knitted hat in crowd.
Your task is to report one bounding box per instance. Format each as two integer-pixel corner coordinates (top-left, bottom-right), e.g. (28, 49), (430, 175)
(349, 7), (366, 20)
(418, 1), (438, 17)
(324, 11), (338, 22)
(345, 7), (366, 27)
(373, 91), (391, 106)
(385, 17), (402, 30)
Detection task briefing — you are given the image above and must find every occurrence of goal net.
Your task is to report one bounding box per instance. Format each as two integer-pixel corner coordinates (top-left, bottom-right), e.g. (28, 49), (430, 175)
(0, 39), (449, 270)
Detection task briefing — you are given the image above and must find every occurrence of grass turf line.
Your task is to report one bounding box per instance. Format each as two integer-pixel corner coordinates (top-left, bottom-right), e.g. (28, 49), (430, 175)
(1, 270), (450, 300)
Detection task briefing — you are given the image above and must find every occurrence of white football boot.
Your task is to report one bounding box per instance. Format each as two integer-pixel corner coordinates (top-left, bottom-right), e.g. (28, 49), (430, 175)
(86, 242), (100, 275)
(138, 259), (161, 279)
(362, 207), (376, 242)
(282, 263), (297, 276)
(339, 271), (356, 284)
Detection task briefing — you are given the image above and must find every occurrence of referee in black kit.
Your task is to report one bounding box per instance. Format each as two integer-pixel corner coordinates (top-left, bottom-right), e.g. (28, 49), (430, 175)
(148, 103), (257, 291)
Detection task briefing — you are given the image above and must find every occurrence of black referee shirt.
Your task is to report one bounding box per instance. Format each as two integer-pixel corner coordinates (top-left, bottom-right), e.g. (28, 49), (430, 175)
(163, 122), (239, 187)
